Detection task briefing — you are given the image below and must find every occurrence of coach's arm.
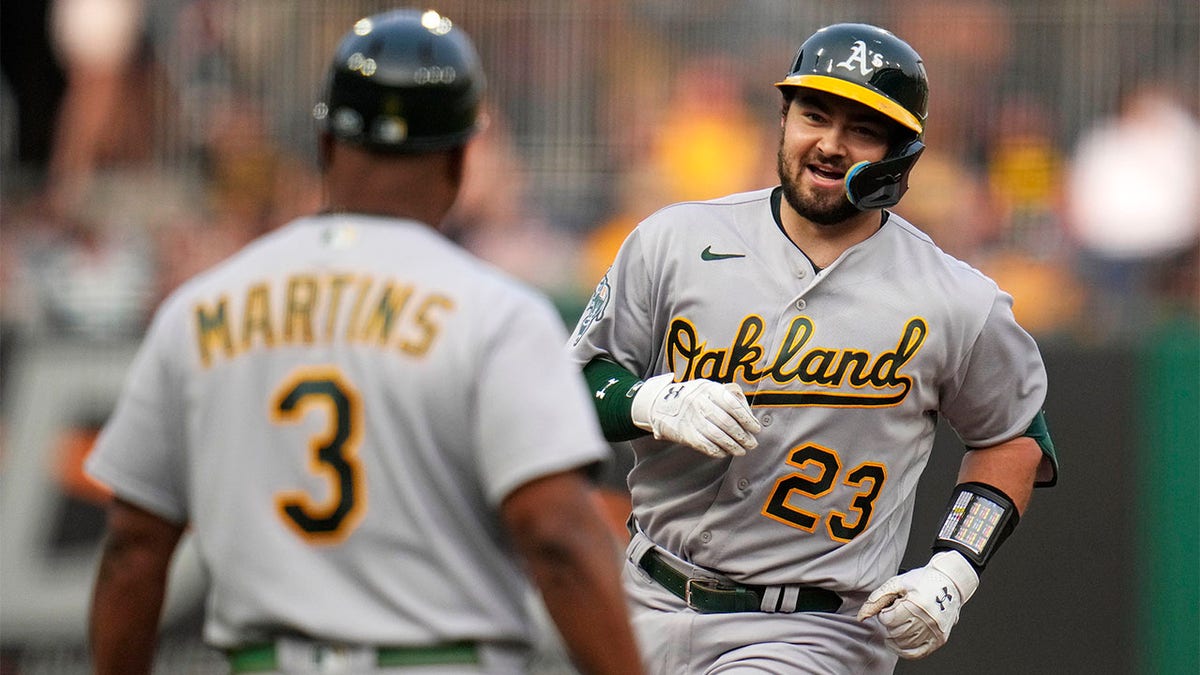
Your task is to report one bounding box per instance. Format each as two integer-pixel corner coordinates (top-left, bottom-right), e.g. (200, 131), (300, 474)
(90, 497), (185, 675)
(502, 468), (644, 674)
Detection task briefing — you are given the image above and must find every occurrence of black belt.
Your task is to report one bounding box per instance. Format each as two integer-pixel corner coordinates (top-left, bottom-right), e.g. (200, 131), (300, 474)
(227, 641), (478, 672)
(638, 548), (841, 614)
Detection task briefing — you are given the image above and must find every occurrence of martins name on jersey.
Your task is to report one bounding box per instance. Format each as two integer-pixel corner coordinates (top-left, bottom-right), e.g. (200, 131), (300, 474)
(192, 271), (454, 368)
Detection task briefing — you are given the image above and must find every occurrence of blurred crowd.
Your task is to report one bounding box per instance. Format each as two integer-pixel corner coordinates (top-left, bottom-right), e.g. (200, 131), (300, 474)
(0, 2), (1196, 671)
(2, 0), (1197, 358)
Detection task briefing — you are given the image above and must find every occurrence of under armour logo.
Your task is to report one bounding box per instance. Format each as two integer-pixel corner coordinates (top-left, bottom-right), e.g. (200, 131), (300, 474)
(595, 378), (619, 399)
(663, 385), (685, 400)
(836, 40), (885, 76)
(935, 587), (953, 611)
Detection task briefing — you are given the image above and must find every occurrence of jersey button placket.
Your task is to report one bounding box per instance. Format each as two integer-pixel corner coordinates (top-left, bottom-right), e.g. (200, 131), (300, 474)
(795, 298), (807, 310)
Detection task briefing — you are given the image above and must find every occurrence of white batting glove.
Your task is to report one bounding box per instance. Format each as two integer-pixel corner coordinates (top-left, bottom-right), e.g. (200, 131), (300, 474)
(856, 550), (980, 659)
(630, 373), (761, 457)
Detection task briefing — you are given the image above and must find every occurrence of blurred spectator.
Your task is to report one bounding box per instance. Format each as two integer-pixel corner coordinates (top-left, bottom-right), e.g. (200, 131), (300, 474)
(43, 0), (149, 217)
(579, 55), (772, 293)
(899, 115), (1088, 339)
(894, 146), (996, 262)
(0, 0), (158, 346)
(156, 0), (237, 154)
(892, 0), (1014, 159)
(3, 1), (323, 339)
(153, 93), (321, 303)
(891, 0), (1101, 339)
(986, 95), (1067, 252)
(1065, 83), (1200, 333)
(1, 196), (156, 341)
(442, 109), (585, 314)
(977, 95), (1086, 337)
(1066, 83), (1200, 261)
(884, 4), (1020, 261)
(579, 166), (669, 296)
(647, 54), (771, 204)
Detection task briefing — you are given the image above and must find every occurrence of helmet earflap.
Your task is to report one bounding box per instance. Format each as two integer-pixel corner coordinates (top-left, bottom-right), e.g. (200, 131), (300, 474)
(845, 139), (924, 210)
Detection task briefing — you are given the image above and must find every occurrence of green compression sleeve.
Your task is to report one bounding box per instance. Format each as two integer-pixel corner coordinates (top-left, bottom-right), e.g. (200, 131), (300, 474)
(1024, 410), (1058, 487)
(582, 358), (648, 442)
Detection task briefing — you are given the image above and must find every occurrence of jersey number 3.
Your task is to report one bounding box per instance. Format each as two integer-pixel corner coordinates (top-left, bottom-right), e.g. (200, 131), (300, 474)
(270, 366), (366, 543)
(761, 444), (886, 543)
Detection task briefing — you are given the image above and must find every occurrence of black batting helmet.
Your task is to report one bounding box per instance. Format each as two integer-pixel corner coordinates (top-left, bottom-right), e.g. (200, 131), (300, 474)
(775, 23), (929, 209)
(314, 8), (485, 153)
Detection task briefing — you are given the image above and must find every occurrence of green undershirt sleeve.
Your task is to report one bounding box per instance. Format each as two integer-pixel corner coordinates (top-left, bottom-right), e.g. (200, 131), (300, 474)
(582, 358), (648, 442)
(1024, 409), (1059, 487)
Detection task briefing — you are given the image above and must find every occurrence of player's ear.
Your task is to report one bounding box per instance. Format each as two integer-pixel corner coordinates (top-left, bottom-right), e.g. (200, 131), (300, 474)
(446, 144), (468, 189)
(779, 90), (794, 126)
(317, 132), (334, 172)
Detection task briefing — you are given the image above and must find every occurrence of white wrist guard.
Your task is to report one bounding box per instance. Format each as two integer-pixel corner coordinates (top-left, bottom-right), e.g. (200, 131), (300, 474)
(631, 373), (761, 458)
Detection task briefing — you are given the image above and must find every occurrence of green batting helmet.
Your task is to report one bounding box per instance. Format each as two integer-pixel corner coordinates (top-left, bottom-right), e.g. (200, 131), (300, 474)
(775, 23), (929, 209)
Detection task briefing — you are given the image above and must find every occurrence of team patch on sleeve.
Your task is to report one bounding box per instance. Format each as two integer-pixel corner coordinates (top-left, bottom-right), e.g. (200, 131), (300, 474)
(571, 272), (612, 346)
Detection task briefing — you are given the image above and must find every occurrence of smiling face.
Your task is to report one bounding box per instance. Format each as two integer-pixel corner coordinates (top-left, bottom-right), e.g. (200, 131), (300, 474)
(776, 88), (895, 227)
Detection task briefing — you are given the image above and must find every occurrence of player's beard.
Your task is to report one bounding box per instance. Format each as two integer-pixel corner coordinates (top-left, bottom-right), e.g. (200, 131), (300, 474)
(777, 144), (860, 226)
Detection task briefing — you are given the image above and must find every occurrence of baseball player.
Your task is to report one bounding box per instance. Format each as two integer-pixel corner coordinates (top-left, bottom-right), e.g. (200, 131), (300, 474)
(85, 10), (642, 675)
(569, 23), (1058, 673)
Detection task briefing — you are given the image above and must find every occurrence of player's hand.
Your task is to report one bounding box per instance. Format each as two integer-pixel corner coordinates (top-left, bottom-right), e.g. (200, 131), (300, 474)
(856, 550), (979, 659)
(631, 373), (761, 457)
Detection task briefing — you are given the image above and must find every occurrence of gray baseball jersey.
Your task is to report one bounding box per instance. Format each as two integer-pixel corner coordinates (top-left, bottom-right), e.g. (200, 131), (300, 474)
(86, 213), (611, 649)
(569, 186), (1047, 595)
